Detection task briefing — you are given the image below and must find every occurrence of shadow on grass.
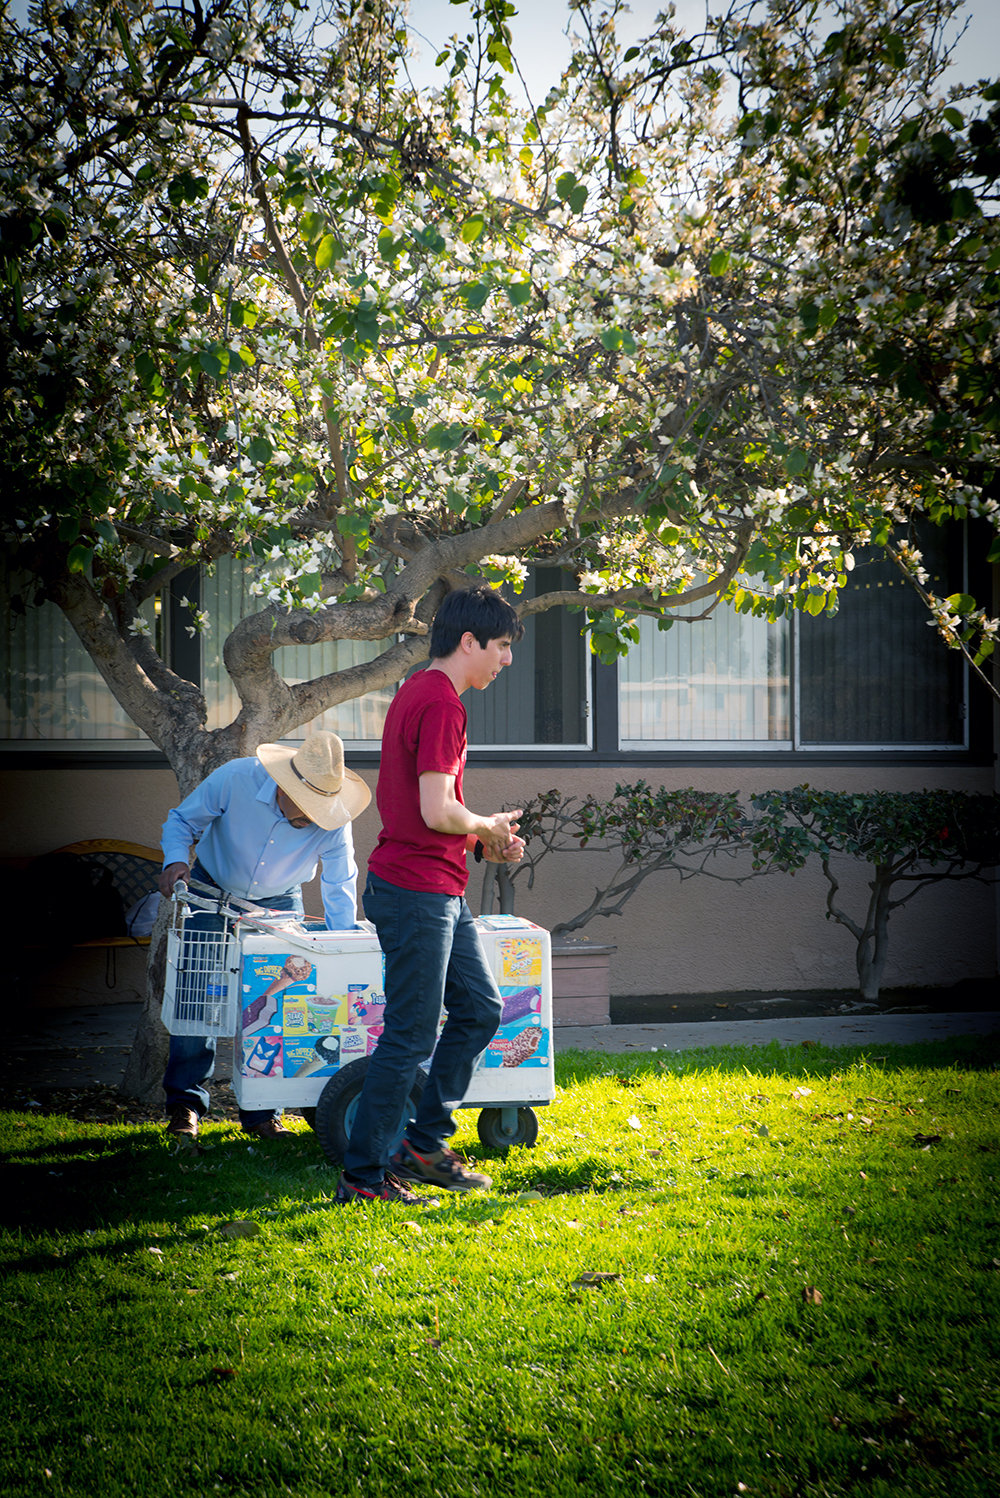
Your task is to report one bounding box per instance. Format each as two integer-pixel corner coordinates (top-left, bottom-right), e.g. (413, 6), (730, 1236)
(0, 1123), (336, 1236)
(554, 1032), (1000, 1086)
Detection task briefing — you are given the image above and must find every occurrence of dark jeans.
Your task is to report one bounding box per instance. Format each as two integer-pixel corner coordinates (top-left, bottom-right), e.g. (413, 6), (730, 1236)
(162, 861), (303, 1126)
(342, 873), (503, 1185)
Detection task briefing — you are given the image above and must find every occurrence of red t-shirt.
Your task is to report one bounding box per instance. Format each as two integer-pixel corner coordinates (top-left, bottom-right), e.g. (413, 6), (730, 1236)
(368, 667), (470, 895)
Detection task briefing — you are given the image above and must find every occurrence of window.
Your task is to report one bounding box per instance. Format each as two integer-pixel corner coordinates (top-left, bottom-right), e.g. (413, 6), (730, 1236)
(0, 587), (158, 745)
(465, 567), (590, 749)
(0, 561), (590, 750)
(619, 528), (966, 750)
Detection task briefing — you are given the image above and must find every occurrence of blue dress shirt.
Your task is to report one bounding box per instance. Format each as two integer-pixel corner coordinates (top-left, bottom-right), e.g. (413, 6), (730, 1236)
(161, 757), (359, 929)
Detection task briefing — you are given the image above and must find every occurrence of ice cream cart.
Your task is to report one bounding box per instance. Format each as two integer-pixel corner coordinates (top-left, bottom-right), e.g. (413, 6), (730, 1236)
(161, 883), (554, 1161)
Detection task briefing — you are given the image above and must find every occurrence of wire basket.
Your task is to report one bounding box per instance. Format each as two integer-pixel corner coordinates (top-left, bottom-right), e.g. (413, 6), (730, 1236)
(161, 921), (241, 1037)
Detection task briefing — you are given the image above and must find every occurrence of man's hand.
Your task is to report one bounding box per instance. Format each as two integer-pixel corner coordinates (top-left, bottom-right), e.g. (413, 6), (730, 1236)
(478, 809), (522, 860)
(483, 833), (526, 865)
(158, 862), (190, 898)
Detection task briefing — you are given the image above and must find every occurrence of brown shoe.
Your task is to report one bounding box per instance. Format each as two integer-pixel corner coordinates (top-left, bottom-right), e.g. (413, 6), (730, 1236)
(242, 1117), (292, 1140)
(166, 1104), (199, 1139)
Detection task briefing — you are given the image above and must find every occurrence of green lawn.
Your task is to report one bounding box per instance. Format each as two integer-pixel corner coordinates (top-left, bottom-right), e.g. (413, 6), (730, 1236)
(3, 1036), (998, 1498)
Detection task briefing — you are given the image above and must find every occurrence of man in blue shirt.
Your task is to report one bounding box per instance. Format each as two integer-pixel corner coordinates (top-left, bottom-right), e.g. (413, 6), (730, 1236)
(158, 732), (371, 1141)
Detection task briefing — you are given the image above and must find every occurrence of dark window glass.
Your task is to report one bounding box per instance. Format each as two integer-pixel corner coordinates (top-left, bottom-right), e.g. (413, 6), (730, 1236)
(465, 567), (588, 746)
(798, 527), (965, 745)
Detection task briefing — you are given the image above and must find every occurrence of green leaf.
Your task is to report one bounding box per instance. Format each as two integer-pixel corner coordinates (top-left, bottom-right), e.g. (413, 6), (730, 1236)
(315, 234), (341, 269)
(461, 281), (491, 311)
(506, 280), (532, 306)
(600, 328), (624, 351)
(113, 9), (143, 86)
(67, 543), (93, 575)
(198, 348), (226, 380)
(411, 225), (446, 253)
(299, 211), (327, 243)
(248, 436), (274, 465)
(425, 422), (466, 452)
(784, 448), (810, 476)
(709, 250), (730, 277)
(945, 593), (977, 614)
(986, 537), (1000, 564)
(460, 215), (486, 244)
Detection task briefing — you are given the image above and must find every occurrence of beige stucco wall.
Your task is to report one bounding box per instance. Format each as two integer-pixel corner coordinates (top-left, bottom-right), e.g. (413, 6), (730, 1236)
(2, 759), (996, 999)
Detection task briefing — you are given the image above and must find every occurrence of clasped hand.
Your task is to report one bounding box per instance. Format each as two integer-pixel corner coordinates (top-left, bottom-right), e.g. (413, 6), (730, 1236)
(480, 810), (525, 864)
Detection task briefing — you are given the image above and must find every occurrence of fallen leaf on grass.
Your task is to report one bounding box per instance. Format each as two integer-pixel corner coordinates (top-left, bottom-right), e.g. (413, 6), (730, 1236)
(218, 1220), (261, 1240)
(914, 1134), (943, 1148)
(209, 1367), (238, 1382)
(792, 1086), (813, 1098)
(627, 1115), (642, 1131)
(517, 1190), (544, 1202)
(802, 1286), (823, 1305)
(570, 1271), (622, 1290)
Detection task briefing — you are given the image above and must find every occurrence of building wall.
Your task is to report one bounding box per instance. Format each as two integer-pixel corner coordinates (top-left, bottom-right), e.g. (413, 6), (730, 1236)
(2, 759), (995, 1001)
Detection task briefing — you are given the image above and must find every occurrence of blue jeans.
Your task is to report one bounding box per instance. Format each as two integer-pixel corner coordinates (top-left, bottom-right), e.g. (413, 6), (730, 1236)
(343, 873), (503, 1185)
(162, 862), (303, 1126)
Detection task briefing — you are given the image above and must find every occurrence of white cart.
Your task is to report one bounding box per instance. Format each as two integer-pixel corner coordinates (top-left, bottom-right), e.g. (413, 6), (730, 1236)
(162, 884), (554, 1161)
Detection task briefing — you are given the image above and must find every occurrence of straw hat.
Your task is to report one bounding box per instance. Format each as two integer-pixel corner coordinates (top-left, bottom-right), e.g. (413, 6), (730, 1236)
(257, 732), (371, 830)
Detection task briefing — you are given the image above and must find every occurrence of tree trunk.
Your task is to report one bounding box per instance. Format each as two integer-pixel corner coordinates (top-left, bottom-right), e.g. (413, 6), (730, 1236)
(856, 869), (893, 1001)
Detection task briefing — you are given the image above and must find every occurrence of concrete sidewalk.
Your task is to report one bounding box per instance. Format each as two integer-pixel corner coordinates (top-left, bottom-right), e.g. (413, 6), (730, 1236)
(1, 998), (997, 1100)
(558, 1008), (1000, 1054)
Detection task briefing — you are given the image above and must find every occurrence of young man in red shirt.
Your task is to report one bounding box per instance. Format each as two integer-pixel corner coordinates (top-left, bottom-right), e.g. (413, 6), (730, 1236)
(336, 585), (525, 1204)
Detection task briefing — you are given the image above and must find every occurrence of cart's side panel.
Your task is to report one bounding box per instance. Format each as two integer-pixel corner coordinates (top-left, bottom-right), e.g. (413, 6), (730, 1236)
(462, 917), (554, 1107)
(233, 930), (384, 1112)
(230, 917), (554, 1114)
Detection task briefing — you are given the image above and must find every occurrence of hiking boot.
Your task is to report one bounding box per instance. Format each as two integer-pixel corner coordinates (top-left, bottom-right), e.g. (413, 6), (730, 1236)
(166, 1104), (199, 1139)
(242, 1117), (292, 1140)
(389, 1140), (492, 1193)
(333, 1172), (432, 1207)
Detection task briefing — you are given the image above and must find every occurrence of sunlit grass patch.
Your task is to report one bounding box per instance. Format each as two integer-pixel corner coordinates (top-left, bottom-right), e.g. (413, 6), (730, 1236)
(2, 1037), (998, 1497)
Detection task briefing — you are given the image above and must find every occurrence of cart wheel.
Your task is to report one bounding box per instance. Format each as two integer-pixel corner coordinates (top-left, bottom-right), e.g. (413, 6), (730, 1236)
(476, 1106), (539, 1150)
(313, 1057), (426, 1166)
(298, 1108), (316, 1131)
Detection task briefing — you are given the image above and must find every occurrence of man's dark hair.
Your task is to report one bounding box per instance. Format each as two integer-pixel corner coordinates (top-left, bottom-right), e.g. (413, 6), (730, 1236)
(429, 585), (524, 659)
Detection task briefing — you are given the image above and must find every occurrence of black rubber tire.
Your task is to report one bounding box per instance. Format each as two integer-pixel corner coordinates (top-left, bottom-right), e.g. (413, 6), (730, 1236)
(313, 1056), (426, 1166)
(298, 1107), (316, 1130)
(476, 1106), (539, 1150)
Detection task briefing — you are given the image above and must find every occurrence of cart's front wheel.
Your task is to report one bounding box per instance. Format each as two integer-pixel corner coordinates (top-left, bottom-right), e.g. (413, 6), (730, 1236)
(477, 1106), (539, 1150)
(314, 1057), (426, 1165)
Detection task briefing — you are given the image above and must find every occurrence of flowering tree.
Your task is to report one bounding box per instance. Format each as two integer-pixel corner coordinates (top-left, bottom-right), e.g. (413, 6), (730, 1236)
(3, 0), (997, 801)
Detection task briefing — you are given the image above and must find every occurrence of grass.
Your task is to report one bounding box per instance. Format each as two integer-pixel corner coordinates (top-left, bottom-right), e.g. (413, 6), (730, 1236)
(2, 1034), (999, 1498)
